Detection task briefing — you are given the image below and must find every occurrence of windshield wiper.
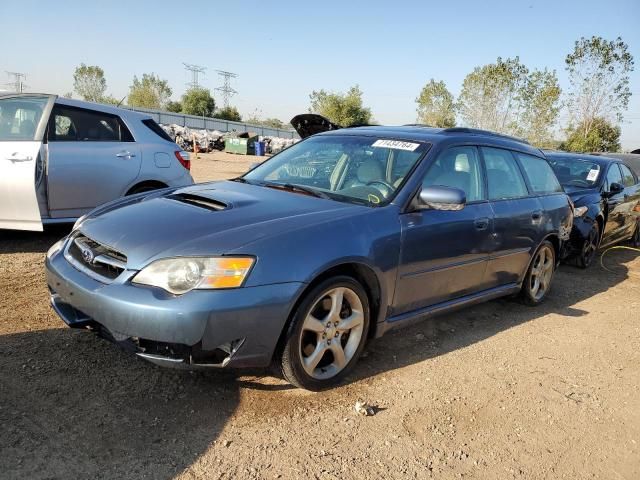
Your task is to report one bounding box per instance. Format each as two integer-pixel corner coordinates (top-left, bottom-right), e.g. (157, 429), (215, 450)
(260, 182), (331, 200)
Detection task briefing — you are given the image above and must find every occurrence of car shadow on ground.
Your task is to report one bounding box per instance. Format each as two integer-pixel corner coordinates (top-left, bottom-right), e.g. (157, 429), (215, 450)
(346, 248), (635, 387)
(0, 230), (635, 479)
(0, 225), (72, 254)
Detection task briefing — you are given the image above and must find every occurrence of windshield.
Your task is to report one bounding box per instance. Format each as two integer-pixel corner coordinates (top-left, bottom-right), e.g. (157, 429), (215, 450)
(243, 135), (429, 206)
(547, 156), (602, 189)
(0, 96), (48, 141)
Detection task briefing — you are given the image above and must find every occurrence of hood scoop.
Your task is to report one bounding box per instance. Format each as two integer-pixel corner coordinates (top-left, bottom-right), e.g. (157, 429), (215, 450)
(167, 193), (228, 211)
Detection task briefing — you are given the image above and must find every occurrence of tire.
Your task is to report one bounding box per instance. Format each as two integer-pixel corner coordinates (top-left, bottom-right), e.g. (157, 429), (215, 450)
(630, 219), (640, 248)
(520, 240), (556, 306)
(279, 276), (370, 391)
(576, 222), (599, 269)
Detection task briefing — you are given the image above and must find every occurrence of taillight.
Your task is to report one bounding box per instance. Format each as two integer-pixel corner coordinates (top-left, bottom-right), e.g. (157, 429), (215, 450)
(174, 150), (191, 170)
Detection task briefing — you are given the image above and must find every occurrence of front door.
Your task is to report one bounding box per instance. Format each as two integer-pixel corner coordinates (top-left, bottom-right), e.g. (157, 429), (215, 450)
(602, 163), (627, 245)
(395, 146), (493, 315)
(0, 94), (54, 231)
(46, 104), (141, 218)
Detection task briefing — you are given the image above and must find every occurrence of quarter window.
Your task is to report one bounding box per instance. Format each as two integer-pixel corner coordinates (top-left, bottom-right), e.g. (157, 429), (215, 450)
(481, 147), (528, 200)
(619, 164), (637, 187)
(605, 164), (623, 190)
(49, 106), (133, 142)
(422, 146), (484, 202)
(516, 153), (563, 194)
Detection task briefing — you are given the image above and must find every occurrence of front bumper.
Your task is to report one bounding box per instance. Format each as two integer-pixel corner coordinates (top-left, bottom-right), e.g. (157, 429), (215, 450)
(45, 247), (304, 368)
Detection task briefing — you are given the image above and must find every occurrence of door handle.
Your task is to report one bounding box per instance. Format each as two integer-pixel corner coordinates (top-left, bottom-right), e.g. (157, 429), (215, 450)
(5, 153), (32, 162)
(116, 151), (136, 158)
(531, 211), (543, 221)
(474, 217), (490, 230)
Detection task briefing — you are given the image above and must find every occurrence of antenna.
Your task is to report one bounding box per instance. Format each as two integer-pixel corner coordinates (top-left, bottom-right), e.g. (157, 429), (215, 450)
(5, 71), (27, 92)
(214, 70), (238, 108)
(183, 63), (206, 90)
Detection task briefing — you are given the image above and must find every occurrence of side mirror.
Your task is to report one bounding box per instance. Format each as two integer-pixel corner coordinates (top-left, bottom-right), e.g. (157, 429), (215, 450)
(605, 182), (624, 197)
(417, 186), (466, 211)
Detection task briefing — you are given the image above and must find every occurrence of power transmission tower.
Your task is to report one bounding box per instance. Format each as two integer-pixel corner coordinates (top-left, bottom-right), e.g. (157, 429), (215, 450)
(5, 71), (27, 92)
(215, 70), (238, 108)
(183, 63), (206, 90)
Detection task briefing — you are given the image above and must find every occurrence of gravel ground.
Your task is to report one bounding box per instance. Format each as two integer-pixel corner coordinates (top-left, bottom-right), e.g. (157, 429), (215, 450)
(1, 152), (639, 479)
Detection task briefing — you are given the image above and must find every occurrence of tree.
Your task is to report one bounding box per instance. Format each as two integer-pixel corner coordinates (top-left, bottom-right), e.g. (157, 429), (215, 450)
(457, 57), (528, 133)
(564, 36), (634, 144)
(514, 69), (561, 148)
(262, 118), (284, 129)
(561, 117), (621, 153)
(127, 73), (172, 109)
(166, 101), (182, 113)
(100, 95), (122, 106)
(216, 106), (242, 122)
(415, 79), (456, 128)
(309, 85), (372, 126)
(181, 88), (215, 117)
(73, 64), (107, 102)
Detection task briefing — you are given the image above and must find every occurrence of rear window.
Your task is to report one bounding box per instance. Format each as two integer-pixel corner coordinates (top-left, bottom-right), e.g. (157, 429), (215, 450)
(516, 153), (563, 194)
(0, 96), (48, 141)
(142, 119), (173, 142)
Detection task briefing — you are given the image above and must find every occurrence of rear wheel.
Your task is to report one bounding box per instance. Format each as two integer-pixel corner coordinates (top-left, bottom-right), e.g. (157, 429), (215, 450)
(279, 276), (369, 390)
(576, 222), (599, 268)
(520, 241), (556, 306)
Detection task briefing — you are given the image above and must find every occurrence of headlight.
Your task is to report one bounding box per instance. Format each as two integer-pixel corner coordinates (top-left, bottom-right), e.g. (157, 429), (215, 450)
(132, 257), (255, 295)
(573, 206), (588, 217)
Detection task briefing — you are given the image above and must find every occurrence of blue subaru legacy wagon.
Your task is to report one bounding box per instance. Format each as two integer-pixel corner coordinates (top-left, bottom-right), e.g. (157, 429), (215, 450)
(46, 124), (573, 390)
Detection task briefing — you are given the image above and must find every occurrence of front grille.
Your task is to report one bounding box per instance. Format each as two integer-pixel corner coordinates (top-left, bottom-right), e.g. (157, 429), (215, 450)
(65, 234), (127, 282)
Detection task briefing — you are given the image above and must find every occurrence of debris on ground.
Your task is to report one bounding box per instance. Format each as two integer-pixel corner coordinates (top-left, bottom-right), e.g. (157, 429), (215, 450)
(354, 400), (376, 416)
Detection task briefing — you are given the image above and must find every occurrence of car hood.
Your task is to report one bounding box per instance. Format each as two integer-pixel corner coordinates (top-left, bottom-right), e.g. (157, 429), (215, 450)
(78, 181), (364, 268)
(563, 186), (602, 206)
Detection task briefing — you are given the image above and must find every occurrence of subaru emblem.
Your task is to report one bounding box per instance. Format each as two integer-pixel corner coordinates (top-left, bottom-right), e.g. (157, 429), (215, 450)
(81, 246), (95, 264)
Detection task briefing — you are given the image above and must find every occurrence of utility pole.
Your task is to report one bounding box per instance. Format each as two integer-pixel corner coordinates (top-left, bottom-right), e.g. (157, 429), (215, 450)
(214, 70), (238, 108)
(5, 71), (27, 92)
(183, 63), (206, 90)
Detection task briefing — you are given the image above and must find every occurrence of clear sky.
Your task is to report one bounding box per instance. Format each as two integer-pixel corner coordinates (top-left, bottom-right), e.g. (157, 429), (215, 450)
(2, 0), (639, 149)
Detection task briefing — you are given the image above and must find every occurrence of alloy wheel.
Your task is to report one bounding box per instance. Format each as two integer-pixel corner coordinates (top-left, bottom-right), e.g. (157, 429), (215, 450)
(529, 245), (554, 301)
(581, 225), (599, 267)
(298, 287), (365, 380)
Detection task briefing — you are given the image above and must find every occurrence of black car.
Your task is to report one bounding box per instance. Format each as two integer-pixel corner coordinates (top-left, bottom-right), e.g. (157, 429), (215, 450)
(546, 152), (640, 268)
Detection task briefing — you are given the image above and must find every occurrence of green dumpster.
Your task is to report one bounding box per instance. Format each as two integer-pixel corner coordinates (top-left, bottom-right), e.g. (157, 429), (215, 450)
(225, 135), (258, 155)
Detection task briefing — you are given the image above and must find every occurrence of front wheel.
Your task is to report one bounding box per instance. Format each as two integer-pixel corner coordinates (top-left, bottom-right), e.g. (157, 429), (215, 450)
(520, 241), (556, 306)
(576, 222), (599, 268)
(279, 276), (370, 390)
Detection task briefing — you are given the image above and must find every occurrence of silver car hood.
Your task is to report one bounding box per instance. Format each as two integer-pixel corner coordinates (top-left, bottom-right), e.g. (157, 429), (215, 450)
(77, 181), (361, 269)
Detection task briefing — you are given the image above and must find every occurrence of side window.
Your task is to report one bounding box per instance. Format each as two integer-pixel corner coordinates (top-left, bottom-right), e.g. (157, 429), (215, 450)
(605, 163), (623, 190)
(49, 106), (133, 142)
(481, 147), (528, 200)
(516, 153), (563, 194)
(619, 164), (637, 187)
(422, 146), (484, 202)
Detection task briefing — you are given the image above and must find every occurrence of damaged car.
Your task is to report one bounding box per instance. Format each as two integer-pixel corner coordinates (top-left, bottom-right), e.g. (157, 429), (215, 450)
(0, 93), (193, 231)
(46, 125), (572, 390)
(546, 152), (640, 268)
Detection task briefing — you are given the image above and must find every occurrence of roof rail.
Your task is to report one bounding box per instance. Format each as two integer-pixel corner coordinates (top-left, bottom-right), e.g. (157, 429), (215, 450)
(403, 123), (441, 129)
(442, 127), (530, 145)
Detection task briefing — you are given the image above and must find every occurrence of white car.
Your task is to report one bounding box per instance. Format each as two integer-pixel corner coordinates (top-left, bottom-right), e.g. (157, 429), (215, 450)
(0, 93), (193, 231)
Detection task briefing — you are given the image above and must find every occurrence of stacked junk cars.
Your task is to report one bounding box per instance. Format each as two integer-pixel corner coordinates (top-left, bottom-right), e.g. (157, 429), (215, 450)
(159, 123), (298, 155)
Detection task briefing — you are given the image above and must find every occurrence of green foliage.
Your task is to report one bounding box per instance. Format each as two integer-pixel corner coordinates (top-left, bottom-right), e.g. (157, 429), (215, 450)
(181, 88), (215, 117)
(415, 79), (456, 128)
(564, 36), (634, 143)
(216, 106), (242, 122)
(309, 85), (372, 126)
(457, 57), (561, 146)
(261, 118), (285, 129)
(561, 117), (621, 153)
(127, 73), (172, 109)
(165, 101), (182, 113)
(73, 64), (107, 102)
(100, 95), (122, 106)
(514, 69), (561, 148)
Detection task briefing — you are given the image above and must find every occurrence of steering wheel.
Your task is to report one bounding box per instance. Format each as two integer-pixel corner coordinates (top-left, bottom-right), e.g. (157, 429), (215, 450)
(366, 180), (394, 197)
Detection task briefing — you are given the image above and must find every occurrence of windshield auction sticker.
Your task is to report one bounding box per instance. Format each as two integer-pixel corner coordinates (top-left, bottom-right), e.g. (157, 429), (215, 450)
(372, 139), (420, 151)
(586, 168), (600, 182)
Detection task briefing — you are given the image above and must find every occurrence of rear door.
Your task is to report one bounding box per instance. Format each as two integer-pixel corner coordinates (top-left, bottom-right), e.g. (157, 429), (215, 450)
(46, 104), (141, 218)
(0, 94), (54, 231)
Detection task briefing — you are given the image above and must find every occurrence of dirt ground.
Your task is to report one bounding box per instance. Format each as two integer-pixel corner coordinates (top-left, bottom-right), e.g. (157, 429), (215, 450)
(1, 152), (639, 479)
